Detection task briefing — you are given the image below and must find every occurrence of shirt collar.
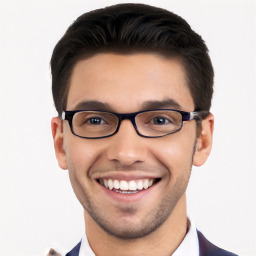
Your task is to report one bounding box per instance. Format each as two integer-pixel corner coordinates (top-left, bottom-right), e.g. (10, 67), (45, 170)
(79, 218), (199, 256)
(172, 219), (199, 256)
(79, 232), (95, 256)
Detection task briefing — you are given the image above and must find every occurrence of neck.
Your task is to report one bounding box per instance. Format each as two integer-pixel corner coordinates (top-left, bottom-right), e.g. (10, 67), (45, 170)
(84, 194), (188, 256)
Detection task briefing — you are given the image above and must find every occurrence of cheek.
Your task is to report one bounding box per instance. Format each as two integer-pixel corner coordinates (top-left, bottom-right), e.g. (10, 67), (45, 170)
(64, 136), (104, 178)
(63, 137), (106, 205)
(152, 130), (196, 178)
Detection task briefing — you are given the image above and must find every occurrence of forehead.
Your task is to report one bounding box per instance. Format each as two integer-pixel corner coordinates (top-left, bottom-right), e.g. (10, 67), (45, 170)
(67, 53), (194, 112)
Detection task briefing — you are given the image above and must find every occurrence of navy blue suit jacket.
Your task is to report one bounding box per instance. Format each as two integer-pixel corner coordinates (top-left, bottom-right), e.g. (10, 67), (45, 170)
(66, 231), (238, 256)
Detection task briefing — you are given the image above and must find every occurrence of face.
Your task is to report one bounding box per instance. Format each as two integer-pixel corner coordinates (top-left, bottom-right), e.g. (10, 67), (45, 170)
(52, 53), (213, 239)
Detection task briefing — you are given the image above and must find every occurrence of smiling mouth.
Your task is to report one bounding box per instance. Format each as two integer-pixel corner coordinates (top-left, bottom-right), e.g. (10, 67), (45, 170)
(97, 178), (161, 194)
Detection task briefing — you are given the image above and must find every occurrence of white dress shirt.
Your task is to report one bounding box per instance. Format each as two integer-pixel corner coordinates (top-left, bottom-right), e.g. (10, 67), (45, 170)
(78, 219), (199, 256)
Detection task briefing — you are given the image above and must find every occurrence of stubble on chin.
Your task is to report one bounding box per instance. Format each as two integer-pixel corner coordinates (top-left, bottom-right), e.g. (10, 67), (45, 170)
(83, 170), (191, 240)
(72, 140), (197, 240)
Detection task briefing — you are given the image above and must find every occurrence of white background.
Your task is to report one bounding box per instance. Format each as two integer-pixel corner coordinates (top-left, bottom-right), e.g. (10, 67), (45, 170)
(0, 0), (255, 255)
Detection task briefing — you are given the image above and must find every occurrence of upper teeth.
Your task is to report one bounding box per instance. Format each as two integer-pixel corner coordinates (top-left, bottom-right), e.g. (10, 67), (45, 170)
(100, 179), (154, 191)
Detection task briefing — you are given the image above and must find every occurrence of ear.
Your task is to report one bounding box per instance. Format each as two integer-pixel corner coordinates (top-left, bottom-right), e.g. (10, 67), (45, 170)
(193, 113), (214, 166)
(51, 117), (68, 170)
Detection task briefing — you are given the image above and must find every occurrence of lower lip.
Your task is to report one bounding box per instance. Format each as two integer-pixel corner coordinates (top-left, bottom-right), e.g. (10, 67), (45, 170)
(98, 182), (158, 202)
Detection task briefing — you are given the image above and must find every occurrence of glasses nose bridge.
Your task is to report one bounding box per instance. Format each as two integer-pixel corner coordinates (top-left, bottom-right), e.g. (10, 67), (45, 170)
(117, 112), (138, 132)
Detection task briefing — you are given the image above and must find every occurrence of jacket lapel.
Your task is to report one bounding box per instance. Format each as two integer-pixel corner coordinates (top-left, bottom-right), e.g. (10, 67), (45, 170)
(66, 241), (81, 256)
(197, 230), (237, 256)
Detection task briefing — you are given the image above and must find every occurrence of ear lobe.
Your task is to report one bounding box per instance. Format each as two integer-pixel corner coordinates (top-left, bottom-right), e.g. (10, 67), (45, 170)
(51, 117), (68, 170)
(193, 113), (214, 167)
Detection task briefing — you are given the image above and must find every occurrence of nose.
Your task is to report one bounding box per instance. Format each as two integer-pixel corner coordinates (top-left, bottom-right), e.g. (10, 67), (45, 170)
(106, 119), (148, 166)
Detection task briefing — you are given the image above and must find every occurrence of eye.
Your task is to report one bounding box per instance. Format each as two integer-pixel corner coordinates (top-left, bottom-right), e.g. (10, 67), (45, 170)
(152, 116), (173, 125)
(87, 117), (106, 125)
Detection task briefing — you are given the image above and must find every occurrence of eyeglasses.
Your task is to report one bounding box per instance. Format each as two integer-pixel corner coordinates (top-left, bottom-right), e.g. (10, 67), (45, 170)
(62, 109), (207, 139)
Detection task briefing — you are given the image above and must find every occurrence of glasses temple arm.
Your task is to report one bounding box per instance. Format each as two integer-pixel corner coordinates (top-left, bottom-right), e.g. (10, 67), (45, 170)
(189, 111), (209, 120)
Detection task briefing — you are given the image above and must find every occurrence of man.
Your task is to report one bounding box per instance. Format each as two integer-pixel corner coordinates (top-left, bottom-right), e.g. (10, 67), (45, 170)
(50, 3), (237, 256)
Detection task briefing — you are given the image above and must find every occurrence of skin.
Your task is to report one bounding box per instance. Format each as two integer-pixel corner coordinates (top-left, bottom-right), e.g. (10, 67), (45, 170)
(51, 53), (214, 256)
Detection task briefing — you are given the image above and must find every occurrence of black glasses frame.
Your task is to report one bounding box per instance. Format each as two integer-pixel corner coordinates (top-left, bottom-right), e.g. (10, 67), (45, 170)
(62, 109), (208, 139)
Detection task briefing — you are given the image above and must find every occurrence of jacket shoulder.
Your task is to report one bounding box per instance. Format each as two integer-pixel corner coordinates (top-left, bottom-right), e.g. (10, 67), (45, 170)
(197, 230), (238, 256)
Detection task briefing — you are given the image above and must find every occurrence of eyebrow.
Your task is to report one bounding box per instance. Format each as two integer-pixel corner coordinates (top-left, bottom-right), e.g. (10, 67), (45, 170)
(141, 99), (182, 110)
(73, 101), (114, 112)
(71, 98), (182, 112)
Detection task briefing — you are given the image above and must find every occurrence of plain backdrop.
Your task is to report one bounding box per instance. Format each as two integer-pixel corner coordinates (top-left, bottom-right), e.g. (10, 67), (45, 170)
(0, 0), (255, 255)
